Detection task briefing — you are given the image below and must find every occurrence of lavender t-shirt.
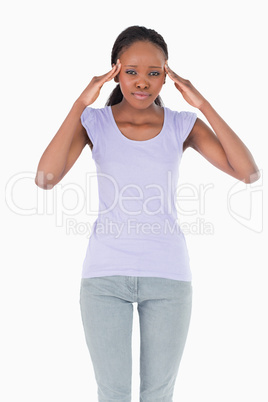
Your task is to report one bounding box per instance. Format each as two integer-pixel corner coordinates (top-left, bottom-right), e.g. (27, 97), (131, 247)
(80, 105), (197, 281)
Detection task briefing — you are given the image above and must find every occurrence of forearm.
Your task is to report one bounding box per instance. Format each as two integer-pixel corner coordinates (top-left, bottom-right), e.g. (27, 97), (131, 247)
(35, 99), (86, 189)
(199, 100), (260, 182)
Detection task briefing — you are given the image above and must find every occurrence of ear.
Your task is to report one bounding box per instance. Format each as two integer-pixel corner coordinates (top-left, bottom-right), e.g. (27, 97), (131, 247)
(114, 76), (119, 83)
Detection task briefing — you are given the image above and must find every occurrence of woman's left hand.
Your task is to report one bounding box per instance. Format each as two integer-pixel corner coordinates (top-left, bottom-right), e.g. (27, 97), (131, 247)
(165, 63), (207, 109)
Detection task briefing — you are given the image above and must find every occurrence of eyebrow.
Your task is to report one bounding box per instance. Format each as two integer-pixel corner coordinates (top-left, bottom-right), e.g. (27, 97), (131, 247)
(124, 65), (162, 68)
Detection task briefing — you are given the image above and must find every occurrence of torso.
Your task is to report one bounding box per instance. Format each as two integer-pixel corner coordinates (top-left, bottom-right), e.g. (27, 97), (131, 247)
(111, 104), (165, 141)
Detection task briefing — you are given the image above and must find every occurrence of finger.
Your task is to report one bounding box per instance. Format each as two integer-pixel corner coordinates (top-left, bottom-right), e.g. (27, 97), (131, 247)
(166, 66), (187, 86)
(165, 64), (178, 81)
(164, 62), (169, 73)
(109, 61), (121, 81)
(164, 64), (178, 83)
(107, 62), (120, 77)
(104, 60), (121, 83)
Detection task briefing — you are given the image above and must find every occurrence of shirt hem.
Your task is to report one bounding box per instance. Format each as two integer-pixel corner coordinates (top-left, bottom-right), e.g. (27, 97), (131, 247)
(81, 267), (192, 282)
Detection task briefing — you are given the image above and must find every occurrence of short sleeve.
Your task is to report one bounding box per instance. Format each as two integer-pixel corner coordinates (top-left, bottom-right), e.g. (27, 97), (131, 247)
(175, 111), (197, 143)
(80, 107), (96, 147)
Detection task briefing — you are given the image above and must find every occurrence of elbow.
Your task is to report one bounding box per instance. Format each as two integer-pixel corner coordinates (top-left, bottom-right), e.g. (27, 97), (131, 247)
(35, 171), (56, 190)
(239, 169), (261, 184)
(35, 180), (55, 190)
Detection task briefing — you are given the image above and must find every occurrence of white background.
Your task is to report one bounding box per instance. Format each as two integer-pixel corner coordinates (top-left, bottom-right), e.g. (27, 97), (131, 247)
(1, 0), (267, 401)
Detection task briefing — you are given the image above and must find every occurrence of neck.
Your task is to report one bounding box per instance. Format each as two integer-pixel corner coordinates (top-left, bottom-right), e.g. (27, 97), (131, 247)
(113, 99), (161, 123)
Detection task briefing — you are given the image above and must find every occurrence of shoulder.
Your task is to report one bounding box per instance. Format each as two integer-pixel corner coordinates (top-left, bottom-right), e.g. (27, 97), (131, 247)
(166, 107), (198, 145)
(81, 106), (111, 132)
(165, 107), (197, 127)
(80, 106), (111, 149)
(81, 105), (109, 121)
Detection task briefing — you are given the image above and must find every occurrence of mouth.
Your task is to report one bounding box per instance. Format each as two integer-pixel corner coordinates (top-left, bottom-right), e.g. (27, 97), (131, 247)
(132, 92), (151, 100)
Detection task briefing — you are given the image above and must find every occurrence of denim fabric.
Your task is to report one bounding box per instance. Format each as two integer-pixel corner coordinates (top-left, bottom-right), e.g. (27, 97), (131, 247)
(80, 275), (192, 402)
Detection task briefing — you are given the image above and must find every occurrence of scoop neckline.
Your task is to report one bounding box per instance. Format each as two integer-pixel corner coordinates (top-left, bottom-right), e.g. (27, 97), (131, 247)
(108, 105), (166, 143)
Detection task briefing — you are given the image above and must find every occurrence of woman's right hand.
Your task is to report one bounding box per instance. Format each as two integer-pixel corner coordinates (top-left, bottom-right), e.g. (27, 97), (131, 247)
(77, 59), (121, 106)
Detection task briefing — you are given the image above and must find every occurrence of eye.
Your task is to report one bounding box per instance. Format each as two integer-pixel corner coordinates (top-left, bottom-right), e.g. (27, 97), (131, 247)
(149, 71), (160, 76)
(126, 70), (136, 75)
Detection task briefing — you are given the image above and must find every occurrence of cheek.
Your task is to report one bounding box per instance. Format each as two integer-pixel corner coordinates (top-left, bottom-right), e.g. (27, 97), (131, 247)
(156, 77), (165, 89)
(152, 74), (165, 87)
(118, 75), (131, 88)
(118, 77), (132, 97)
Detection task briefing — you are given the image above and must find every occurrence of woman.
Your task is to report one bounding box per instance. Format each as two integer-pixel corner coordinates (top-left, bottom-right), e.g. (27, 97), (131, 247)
(35, 25), (260, 401)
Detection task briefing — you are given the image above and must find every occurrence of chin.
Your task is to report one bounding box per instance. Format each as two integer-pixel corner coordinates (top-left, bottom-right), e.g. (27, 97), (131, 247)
(128, 98), (157, 110)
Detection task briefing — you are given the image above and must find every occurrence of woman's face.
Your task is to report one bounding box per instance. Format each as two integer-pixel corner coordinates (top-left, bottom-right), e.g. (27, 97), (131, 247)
(116, 41), (167, 109)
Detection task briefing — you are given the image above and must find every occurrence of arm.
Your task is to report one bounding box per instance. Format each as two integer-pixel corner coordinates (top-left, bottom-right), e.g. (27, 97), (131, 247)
(165, 63), (260, 184)
(35, 60), (121, 189)
(35, 100), (88, 189)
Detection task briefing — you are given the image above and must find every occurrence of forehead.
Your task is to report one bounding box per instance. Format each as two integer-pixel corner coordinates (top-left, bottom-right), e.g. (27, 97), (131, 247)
(120, 41), (165, 65)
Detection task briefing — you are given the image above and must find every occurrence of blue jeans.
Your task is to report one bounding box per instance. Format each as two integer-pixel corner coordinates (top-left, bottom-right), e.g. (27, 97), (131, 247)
(79, 276), (192, 402)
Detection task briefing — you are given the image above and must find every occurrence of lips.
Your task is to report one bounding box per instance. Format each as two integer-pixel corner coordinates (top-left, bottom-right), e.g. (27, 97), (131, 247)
(132, 92), (151, 100)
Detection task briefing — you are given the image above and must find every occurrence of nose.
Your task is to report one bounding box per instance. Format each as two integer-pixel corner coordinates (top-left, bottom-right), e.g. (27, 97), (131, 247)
(135, 76), (149, 89)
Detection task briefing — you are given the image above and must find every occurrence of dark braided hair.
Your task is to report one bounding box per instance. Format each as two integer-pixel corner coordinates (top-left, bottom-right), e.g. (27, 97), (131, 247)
(105, 25), (168, 107)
